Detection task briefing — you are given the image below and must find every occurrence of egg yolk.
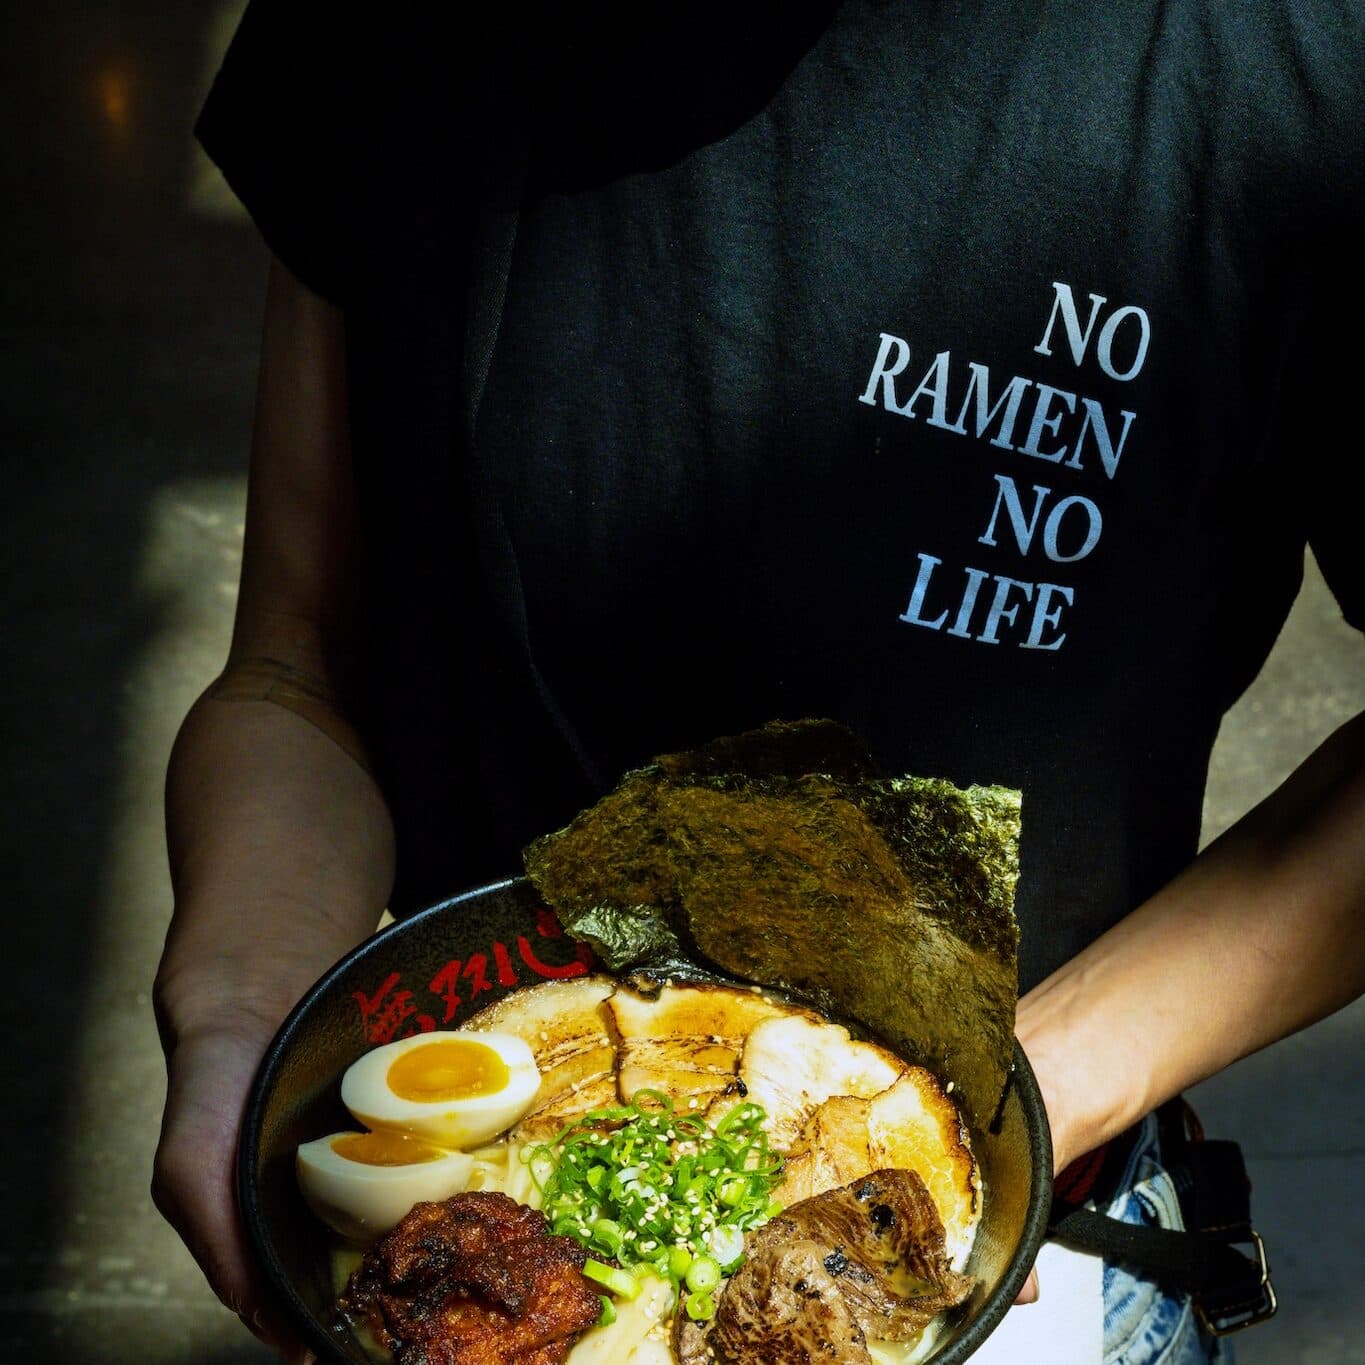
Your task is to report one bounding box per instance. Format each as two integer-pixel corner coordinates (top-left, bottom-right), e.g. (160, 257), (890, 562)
(385, 1038), (510, 1103)
(330, 1131), (450, 1166)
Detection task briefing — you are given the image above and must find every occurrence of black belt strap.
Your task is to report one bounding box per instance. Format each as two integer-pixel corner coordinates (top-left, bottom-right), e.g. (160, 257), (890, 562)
(1046, 1101), (1277, 1335)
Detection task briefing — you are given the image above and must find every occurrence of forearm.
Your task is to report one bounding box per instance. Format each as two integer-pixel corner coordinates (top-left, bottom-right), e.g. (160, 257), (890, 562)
(157, 684), (396, 1040)
(1018, 711), (1365, 1174)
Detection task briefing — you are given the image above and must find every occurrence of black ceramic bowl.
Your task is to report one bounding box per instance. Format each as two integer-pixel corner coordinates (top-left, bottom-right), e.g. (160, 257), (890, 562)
(240, 876), (1052, 1363)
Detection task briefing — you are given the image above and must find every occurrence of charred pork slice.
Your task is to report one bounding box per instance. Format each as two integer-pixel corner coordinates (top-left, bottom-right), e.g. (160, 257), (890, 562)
(464, 975), (619, 1142)
(726, 1014), (905, 1149)
(688, 1169), (975, 1363)
(342, 1192), (601, 1365)
(608, 981), (799, 1108)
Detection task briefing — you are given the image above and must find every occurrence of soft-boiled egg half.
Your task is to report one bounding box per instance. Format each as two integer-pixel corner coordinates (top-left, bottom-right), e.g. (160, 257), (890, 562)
(296, 1130), (476, 1242)
(340, 1029), (541, 1149)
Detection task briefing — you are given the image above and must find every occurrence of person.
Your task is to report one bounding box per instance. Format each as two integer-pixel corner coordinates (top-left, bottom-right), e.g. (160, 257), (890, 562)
(153, 3), (1365, 1361)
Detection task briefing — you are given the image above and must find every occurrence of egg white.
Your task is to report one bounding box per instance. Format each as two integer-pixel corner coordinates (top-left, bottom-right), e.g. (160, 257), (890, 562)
(295, 1133), (475, 1242)
(341, 1029), (541, 1149)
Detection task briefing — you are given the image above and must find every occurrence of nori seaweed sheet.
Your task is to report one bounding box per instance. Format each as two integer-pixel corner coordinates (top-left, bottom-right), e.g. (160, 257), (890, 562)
(523, 719), (1020, 1130)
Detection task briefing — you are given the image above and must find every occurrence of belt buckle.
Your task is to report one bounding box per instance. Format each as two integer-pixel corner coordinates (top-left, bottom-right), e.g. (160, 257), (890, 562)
(1195, 1229), (1278, 1336)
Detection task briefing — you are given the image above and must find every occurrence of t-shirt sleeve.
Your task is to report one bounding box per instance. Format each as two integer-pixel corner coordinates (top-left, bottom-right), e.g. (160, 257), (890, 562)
(1299, 160), (1365, 634)
(1246, 1), (1365, 632)
(1304, 14), (1365, 631)
(196, 0), (366, 304)
(1306, 421), (1365, 633)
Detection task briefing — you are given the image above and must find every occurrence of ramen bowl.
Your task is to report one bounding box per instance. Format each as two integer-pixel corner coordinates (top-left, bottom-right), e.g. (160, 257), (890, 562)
(240, 876), (1052, 1363)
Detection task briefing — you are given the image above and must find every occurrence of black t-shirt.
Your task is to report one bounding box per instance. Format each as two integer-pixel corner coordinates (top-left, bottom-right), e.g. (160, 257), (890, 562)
(199, 0), (1363, 990)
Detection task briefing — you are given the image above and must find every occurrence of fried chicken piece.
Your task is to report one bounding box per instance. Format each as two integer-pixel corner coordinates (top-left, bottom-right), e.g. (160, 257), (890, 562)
(342, 1192), (602, 1365)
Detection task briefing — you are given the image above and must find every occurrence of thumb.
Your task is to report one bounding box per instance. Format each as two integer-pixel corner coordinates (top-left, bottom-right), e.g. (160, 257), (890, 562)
(153, 1025), (311, 1358)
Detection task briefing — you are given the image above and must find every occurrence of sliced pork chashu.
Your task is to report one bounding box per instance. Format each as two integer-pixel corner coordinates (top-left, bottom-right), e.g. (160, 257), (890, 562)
(867, 1071), (980, 1269)
(607, 981), (798, 1106)
(466, 975), (617, 1140)
(728, 1014), (906, 1150)
(774, 1068), (980, 1269)
(771, 1093), (873, 1207)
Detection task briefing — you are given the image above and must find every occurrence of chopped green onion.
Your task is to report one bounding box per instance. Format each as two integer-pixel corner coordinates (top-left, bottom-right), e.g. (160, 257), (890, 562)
(596, 1296), (616, 1326)
(718, 1177), (748, 1208)
(707, 1225), (746, 1272)
(527, 1089), (782, 1289)
(684, 1255), (720, 1294)
(685, 1290), (716, 1321)
(583, 1259), (641, 1300)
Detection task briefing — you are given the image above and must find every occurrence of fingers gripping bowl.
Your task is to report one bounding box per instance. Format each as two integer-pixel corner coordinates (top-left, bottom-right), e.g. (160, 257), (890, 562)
(239, 877), (1052, 1365)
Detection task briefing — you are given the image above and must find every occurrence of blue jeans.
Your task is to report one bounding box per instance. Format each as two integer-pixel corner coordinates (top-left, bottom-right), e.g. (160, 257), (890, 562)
(1101, 1114), (1235, 1365)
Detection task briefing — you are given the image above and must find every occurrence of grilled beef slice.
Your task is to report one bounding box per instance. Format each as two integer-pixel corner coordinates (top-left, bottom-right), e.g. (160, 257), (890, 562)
(704, 1238), (873, 1364)
(683, 1168), (975, 1363)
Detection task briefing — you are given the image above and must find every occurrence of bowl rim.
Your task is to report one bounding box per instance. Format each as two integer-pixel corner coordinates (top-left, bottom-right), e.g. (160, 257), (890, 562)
(238, 874), (1053, 1364)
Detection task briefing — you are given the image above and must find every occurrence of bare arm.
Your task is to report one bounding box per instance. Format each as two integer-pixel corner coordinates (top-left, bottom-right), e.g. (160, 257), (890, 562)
(1019, 710), (1365, 1176)
(152, 258), (394, 1355)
